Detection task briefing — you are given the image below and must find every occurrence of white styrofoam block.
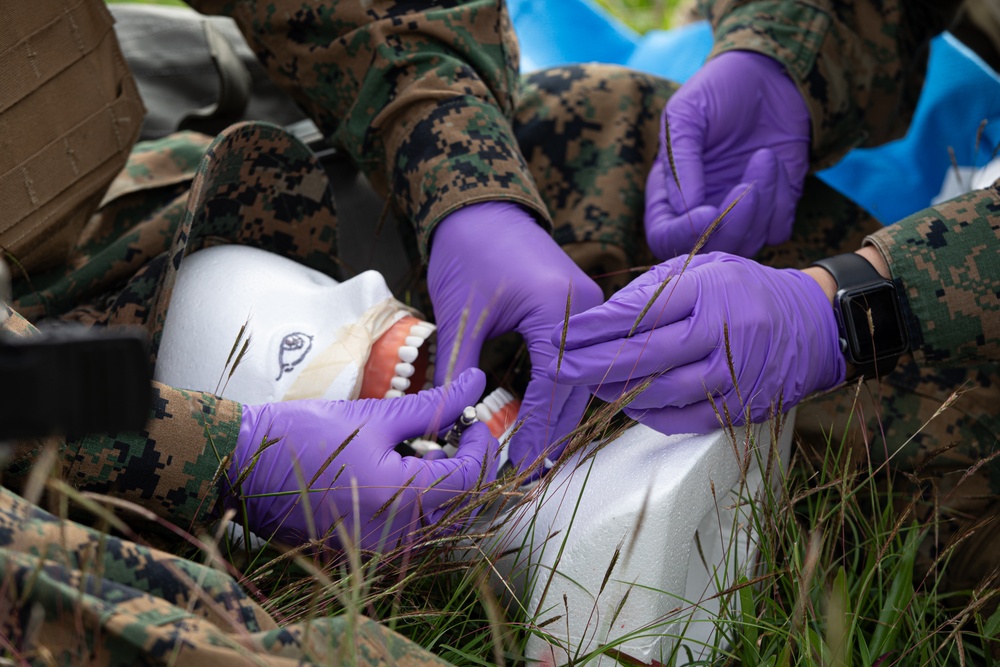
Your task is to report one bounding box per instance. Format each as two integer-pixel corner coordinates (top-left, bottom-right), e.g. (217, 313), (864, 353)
(155, 245), (401, 404)
(470, 414), (795, 666)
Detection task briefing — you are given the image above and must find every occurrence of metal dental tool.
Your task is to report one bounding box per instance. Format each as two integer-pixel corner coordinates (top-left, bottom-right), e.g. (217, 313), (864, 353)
(443, 405), (478, 457)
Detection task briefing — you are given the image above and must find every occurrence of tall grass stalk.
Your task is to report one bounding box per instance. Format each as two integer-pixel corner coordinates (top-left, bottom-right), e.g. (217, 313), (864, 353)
(199, 382), (996, 667)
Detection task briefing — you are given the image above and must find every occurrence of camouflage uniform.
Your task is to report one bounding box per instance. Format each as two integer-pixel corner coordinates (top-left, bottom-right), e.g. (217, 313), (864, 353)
(0, 485), (452, 665)
(1, 0), (998, 658)
(0, 0), (677, 658)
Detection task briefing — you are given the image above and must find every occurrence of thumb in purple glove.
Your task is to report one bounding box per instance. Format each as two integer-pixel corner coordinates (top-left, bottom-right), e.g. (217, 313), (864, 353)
(644, 51), (810, 260)
(428, 202), (603, 474)
(223, 368), (500, 552)
(548, 253), (845, 435)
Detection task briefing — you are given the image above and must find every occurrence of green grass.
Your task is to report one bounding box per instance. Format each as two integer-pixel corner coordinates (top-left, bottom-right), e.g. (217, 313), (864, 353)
(595, 0), (692, 32)
(215, 373), (999, 666)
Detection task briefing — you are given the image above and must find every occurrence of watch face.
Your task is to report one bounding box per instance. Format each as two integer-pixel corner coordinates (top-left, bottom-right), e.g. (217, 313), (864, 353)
(841, 284), (908, 364)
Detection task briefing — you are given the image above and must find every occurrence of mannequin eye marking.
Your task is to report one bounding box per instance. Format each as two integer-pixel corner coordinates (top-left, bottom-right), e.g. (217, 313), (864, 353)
(276, 332), (314, 380)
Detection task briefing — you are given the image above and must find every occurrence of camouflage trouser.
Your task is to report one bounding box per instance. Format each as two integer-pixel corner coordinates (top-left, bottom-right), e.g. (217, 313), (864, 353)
(4, 63), (997, 658)
(0, 486), (451, 666)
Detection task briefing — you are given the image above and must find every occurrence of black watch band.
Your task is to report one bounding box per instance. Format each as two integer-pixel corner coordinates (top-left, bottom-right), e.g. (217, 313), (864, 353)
(811, 253), (909, 380)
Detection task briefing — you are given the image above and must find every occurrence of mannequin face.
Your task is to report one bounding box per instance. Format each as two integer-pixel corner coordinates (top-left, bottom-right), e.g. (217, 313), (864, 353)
(155, 245), (427, 405)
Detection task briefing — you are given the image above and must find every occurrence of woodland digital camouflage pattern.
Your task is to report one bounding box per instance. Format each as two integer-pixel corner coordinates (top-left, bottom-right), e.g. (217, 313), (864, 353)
(1, 0), (998, 660)
(188, 0), (550, 261)
(0, 487), (453, 665)
(514, 65), (674, 293)
(758, 178), (1000, 590)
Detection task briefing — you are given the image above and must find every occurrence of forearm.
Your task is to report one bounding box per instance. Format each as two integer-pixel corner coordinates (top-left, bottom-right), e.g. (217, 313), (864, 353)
(805, 181), (1000, 367)
(61, 383), (242, 531)
(188, 0), (550, 260)
(699, 0), (962, 168)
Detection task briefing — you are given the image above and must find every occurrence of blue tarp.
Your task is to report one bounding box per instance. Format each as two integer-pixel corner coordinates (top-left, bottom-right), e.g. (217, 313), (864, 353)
(509, 0), (1000, 223)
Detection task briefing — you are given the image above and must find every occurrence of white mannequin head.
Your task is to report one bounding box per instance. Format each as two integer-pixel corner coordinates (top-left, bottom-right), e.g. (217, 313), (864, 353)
(155, 245), (435, 404)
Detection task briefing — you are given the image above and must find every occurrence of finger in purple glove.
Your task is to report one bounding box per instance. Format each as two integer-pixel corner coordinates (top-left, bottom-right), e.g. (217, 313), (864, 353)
(226, 368), (500, 552)
(549, 253), (844, 435)
(643, 51), (810, 260)
(428, 201), (603, 474)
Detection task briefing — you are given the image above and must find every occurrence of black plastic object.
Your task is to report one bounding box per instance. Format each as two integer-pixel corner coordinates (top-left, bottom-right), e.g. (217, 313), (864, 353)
(0, 328), (151, 440)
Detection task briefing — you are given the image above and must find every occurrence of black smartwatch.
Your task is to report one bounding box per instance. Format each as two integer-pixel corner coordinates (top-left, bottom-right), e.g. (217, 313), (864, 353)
(811, 253), (909, 380)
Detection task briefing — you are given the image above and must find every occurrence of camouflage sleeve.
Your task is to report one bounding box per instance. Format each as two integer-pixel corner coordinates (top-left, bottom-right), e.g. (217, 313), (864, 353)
(699, 0), (963, 169)
(864, 180), (1000, 367)
(1, 306), (242, 532)
(187, 0), (549, 260)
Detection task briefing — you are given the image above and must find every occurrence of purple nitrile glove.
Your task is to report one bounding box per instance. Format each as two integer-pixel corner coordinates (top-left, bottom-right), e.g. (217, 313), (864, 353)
(428, 201), (603, 473)
(644, 51), (810, 260)
(547, 253), (845, 435)
(223, 368), (500, 552)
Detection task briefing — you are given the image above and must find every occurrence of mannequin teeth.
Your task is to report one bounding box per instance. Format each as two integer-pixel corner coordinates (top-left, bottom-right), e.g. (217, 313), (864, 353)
(474, 387), (520, 440)
(363, 315), (436, 401)
(481, 387), (513, 414)
(409, 323), (434, 338)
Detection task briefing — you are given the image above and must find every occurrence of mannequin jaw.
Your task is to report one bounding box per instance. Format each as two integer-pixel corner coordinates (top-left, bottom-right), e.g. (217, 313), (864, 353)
(360, 315), (436, 399)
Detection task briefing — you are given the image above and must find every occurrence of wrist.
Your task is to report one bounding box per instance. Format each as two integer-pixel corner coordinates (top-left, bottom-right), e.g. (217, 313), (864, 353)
(809, 251), (908, 381)
(802, 246), (892, 303)
(855, 245), (891, 279)
(433, 201), (539, 242)
(801, 266), (837, 304)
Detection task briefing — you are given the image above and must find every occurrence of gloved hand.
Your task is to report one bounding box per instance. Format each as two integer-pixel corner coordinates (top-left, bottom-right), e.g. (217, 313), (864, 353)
(223, 368), (500, 552)
(428, 202), (603, 472)
(644, 51), (810, 259)
(547, 253), (845, 435)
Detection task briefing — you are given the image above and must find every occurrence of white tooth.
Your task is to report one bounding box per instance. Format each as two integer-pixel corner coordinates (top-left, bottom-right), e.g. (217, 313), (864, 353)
(423, 381), (433, 390)
(398, 345), (419, 363)
(476, 404), (493, 422)
(385, 389), (404, 399)
(427, 342), (436, 354)
(405, 336), (424, 348)
(395, 362), (415, 378)
(391, 376), (410, 391)
(410, 324), (433, 338)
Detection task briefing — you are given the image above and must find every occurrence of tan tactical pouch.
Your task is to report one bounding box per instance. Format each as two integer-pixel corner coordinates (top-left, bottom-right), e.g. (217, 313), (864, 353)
(0, 0), (145, 275)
